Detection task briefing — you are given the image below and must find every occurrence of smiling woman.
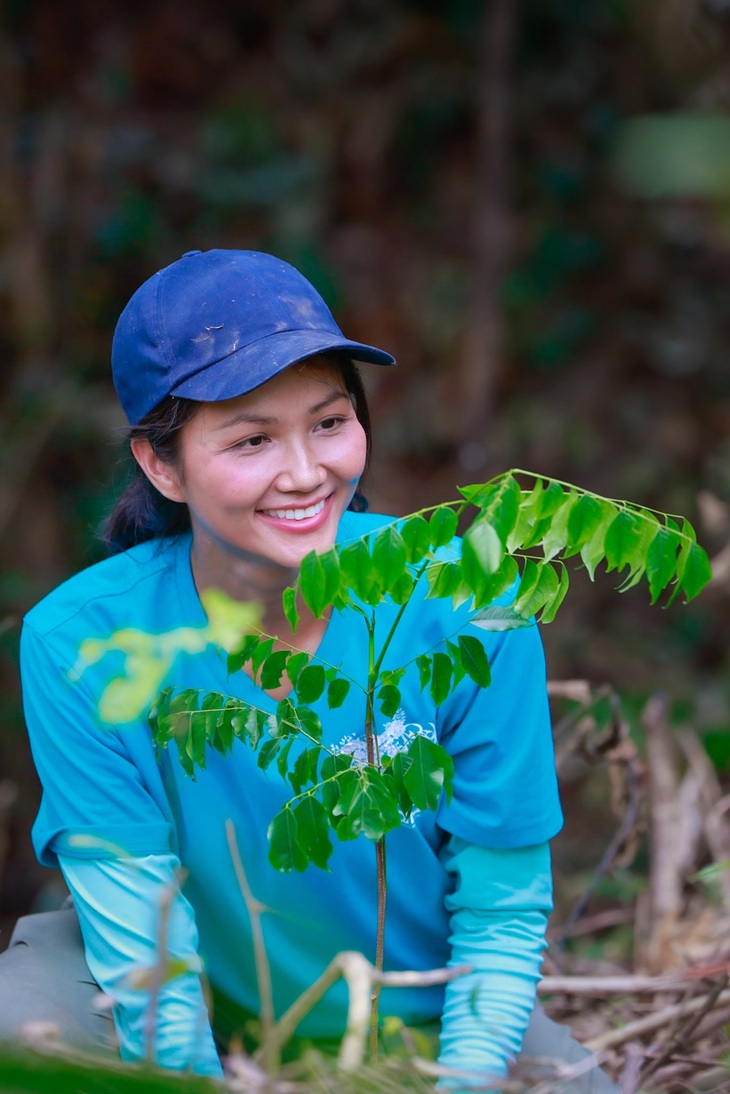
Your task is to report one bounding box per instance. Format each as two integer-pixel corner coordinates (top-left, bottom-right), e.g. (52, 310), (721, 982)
(4, 249), (619, 1093)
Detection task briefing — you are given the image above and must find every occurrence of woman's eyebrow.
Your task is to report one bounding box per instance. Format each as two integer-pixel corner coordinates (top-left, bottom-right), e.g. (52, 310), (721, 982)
(308, 389), (350, 415)
(215, 389), (349, 431)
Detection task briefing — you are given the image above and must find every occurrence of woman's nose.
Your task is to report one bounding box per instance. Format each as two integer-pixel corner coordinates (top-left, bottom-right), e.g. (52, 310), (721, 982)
(276, 439), (324, 492)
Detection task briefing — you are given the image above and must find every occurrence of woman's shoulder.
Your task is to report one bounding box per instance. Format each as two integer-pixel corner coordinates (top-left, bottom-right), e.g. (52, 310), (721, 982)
(24, 535), (192, 643)
(336, 509), (399, 543)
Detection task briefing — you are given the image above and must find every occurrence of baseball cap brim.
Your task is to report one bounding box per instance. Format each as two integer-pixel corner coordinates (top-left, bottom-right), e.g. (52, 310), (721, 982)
(169, 327), (396, 403)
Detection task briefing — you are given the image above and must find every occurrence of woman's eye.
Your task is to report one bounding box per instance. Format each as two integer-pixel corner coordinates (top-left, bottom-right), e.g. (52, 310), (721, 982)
(234, 434), (267, 450)
(318, 416), (345, 431)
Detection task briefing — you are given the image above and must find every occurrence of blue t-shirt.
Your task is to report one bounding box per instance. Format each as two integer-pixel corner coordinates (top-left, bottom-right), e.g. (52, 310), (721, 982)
(22, 510), (563, 1036)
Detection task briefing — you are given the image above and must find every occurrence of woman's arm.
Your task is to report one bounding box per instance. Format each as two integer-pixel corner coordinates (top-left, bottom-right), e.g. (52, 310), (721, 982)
(58, 852), (223, 1077)
(437, 836), (553, 1085)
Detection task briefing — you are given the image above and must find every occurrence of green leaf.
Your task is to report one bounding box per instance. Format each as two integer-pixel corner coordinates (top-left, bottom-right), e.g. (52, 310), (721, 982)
(378, 683), (401, 717)
(466, 474), (521, 547)
(457, 634), (491, 687)
(676, 539), (713, 602)
(98, 654), (169, 726)
(275, 697), (299, 737)
(470, 555), (520, 611)
(535, 480), (567, 519)
(388, 571), (416, 605)
(566, 495), (616, 555)
(294, 706), (323, 743)
(321, 752), (353, 781)
(514, 561), (560, 618)
(389, 751), (414, 815)
(425, 560), (463, 600)
(429, 506), (458, 548)
(403, 735), (454, 812)
(214, 699), (239, 754)
(286, 651), (309, 687)
(372, 525), (408, 595)
(333, 770), (401, 841)
(430, 651), (453, 706)
(268, 808), (307, 872)
(258, 737), (282, 772)
(606, 510), (640, 571)
(227, 633), (259, 675)
(251, 637), (274, 682)
(539, 563), (570, 623)
(401, 514), (432, 563)
(299, 547), (341, 618)
(462, 518), (503, 581)
(296, 664), (326, 703)
(339, 540), (382, 605)
(290, 746), (320, 795)
(293, 796), (333, 870)
(445, 640), (466, 686)
(380, 667), (406, 688)
(540, 492), (579, 561)
(201, 587), (261, 651)
(188, 708), (208, 772)
(471, 605), (532, 631)
(276, 737), (296, 781)
(645, 526), (680, 603)
(149, 687), (173, 746)
(236, 706), (267, 748)
(282, 586), (299, 632)
(416, 654), (432, 691)
(506, 479), (548, 552)
(460, 518), (506, 605)
(327, 676), (351, 709)
(580, 521), (610, 579)
(260, 648), (289, 691)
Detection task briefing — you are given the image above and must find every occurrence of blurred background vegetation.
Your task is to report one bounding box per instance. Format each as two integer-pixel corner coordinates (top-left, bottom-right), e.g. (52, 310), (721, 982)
(0, 0), (729, 949)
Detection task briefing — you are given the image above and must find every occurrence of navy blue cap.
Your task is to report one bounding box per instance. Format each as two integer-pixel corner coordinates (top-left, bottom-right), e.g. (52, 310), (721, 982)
(111, 249), (396, 424)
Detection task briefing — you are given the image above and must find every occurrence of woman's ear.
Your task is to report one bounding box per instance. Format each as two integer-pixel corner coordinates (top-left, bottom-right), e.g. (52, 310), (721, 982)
(130, 438), (186, 503)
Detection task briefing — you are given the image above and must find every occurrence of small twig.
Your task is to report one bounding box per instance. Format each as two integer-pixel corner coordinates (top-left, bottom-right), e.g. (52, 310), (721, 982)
(549, 906), (634, 943)
(539, 971), (724, 995)
(639, 975), (729, 1086)
(643, 693), (683, 973)
(144, 873), (182, 1063)
(560, 735), (642, 939)
(226, 820), (277, 1072)
(586, 987), (730, 1053)
(260, 951), (470, 1072)
(619, 1042), (645, 1094)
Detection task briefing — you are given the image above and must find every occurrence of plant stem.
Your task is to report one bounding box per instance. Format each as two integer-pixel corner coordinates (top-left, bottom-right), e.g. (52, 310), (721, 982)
(225, 820), (278, 1073)
(370, 837), (387, 1063)
(363, 614), (386, 1062)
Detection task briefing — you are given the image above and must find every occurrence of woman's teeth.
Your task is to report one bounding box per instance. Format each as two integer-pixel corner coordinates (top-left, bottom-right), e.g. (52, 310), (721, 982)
(263, 499), (326, 521)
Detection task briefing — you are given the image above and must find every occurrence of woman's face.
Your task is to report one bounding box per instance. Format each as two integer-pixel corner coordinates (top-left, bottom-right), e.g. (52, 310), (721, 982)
(159, 359), (367, 572)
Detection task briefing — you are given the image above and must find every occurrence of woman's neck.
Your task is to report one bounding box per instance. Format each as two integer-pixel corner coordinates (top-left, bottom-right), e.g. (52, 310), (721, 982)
(189, 530), (327, 653)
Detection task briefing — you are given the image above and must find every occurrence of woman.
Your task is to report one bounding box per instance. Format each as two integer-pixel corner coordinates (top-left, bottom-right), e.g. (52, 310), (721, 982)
(7, 249), (618, 1091)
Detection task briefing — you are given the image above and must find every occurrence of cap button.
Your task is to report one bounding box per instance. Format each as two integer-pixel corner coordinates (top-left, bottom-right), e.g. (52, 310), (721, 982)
(182, 250), (202, 258)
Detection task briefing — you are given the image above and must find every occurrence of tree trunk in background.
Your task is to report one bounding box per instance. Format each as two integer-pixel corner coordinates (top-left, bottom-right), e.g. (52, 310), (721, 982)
(459, 0), (517, 469)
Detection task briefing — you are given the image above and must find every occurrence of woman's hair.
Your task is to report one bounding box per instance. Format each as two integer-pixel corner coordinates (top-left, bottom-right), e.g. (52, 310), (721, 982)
(104, 357), (372, 555)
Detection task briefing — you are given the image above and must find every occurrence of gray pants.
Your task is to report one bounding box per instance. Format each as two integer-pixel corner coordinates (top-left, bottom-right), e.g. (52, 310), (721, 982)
(0, 909), (619, 1091)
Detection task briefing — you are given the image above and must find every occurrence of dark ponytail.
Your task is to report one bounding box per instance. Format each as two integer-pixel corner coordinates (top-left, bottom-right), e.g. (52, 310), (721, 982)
(104, 396), (198, 555)
(104, 357), (373, 556)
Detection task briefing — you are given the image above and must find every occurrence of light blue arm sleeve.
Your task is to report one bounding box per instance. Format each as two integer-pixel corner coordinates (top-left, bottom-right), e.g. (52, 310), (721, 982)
(437, 836), (553, 1088)
(58, 852), (223, 1077)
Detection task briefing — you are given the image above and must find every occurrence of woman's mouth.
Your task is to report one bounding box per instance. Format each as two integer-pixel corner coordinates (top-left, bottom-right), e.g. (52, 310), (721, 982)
(259, 498), (327, 522)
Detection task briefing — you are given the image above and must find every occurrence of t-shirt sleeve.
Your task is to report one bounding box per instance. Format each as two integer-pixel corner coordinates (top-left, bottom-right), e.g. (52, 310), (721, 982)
(435, 618), (563, 849)
(21, 620), (174, 867)
(436, 835), (553, 1085)
(59, 852), (222, 1076)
